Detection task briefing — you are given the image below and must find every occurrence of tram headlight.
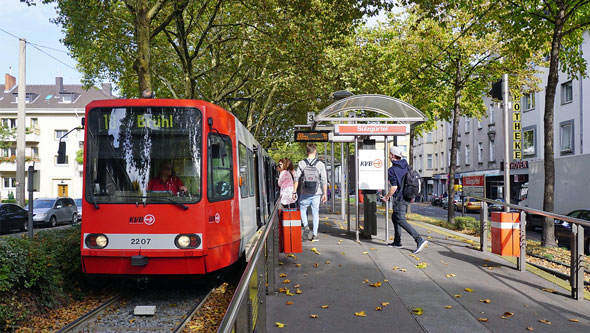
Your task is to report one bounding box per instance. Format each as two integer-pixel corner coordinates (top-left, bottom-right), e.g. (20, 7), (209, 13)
(85, 233), (109, 249)
(175, 234), (201, 249)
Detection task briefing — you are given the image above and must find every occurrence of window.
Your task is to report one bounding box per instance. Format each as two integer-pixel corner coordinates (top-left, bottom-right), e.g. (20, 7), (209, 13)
(427, 154), (433, 169)
(478, 142), (483, 163)
(434, 153), (438, 169)
(1, 118), (17, 129)
(62, 94), (73, 103)
(30, 118), (39, 128)
(238, 143), (250, 198)
(524, 93), (535, 111)
(465, 118), (470, 133)
(426, 132), (433, 143)
(447, 122), (452, 138)
(489, 104), (495, 124)
(1, 147), (16, 157)
(523, 126), (536, 156)
(561, 81), (573, 104)
(477, 119), (482, 129)
(465, 144), (470, 165)
(55, 155), (69, 165)
(489, 140), (495, 161)
(55, 130), (68, 141)
(440, 152), (444, 169)
(560, 120), (574, 154)
(208, 134), (234, 201)
(30, 147), (39, 158)
(248, 149), (255, 196)
(456, 147), (460, 166)
(448, 149), (451, 166)
(3, 177), (16, 189)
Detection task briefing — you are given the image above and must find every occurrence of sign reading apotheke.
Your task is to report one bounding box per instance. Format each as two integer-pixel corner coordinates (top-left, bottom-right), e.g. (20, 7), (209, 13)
(358, 149), (385, 190)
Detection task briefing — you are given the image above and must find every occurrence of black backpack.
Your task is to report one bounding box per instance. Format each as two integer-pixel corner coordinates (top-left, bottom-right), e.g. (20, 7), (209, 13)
(401, 167), (422, 201)
(300, 159), (321, 195)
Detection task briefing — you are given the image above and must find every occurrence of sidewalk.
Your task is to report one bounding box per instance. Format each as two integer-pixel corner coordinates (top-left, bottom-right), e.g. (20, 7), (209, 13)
(266, 204), (590, 332)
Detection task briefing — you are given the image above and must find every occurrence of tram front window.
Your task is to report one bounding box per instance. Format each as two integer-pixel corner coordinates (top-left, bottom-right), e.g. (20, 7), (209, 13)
(85, 106), (202, 204)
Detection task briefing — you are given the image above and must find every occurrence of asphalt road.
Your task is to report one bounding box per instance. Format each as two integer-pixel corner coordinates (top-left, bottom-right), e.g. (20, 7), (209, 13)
(410, 202), (542, 241)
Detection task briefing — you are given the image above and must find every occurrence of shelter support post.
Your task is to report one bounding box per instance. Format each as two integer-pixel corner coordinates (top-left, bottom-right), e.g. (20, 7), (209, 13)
(384, 136), (389, 242)
(346, 142), (350, 233)
(355, 136), (359, 243)
(331, 142), (335, 213)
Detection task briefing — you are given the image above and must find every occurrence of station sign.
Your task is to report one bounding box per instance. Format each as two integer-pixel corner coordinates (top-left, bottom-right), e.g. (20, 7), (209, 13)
(294, 130), (329, 142)
(335, 124), (409, 136)
(358, 149), (385, 190)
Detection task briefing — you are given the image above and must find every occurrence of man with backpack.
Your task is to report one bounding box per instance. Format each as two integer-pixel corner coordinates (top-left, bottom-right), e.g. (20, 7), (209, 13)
(382, 146), (428, 254)
(293, 143), (328, 242)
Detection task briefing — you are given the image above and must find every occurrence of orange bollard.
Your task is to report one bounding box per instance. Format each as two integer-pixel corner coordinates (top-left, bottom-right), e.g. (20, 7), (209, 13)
(280, 209), (302, 253)
(491, 212), (520, 256)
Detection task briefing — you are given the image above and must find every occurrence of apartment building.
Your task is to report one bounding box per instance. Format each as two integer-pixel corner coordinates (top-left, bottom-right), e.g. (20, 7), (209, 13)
(0, 74), (115, 200)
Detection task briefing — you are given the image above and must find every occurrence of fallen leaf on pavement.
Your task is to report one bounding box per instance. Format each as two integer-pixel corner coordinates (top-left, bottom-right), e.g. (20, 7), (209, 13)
(541, 288), (557, 294)
(362, 251), (369, 254)
(314, 263), (319, 268)
(381, 302), (390, 306)
(279, 287), (287, 293)
(278, 262), (284, 266)
(501, 312), (514, 319)
(446, 274), (456, 277)
(286, 290), (295, 296)
(325, 261), (330, 264)
(538, 319), (551, 325)
(454, 294), (462, 298)
(399, 269), (407, 272)
(296, 289), (302, 294)
(369, 281), (382, 287)
(294, 284), (300, 288)
(287, 254), (296, 259)
(412, 307), (424, 315)
(465, 288), (474, 292)
(310, 314), (318, 319)
(321, 305), (329, 309)
(295, 264), (301, 267)
(569, 319), (579, 322)
(275, 322), (285, 328)
(286, 301), (294, 305)
(445, 305), (453, 309)
(416, 262), (428, 269)
(427, 236), (432, 239)
(479, 299), (491, 304)
(282, 279), (290, 284)
(527, 327), (534, 331)
(280, 273), (287, 277)
(354, 311), (367, 317)
(478, 318), (488, 322)
(393, 266), (400, 270)
(375, 306), (383, 311)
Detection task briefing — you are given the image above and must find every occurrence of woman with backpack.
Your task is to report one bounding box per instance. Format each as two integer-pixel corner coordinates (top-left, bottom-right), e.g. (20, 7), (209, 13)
(278, 158), (297, 209)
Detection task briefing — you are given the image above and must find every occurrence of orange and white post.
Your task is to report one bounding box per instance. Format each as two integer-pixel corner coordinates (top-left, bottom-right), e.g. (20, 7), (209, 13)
(490, 212), (520, 256)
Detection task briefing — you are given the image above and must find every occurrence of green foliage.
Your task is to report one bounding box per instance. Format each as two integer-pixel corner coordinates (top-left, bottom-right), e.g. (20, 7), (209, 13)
(0, 226), (84, 330)
(76, 148), (84, 164)
(7, 192), (14, 200)
(454, 217), (479, 232)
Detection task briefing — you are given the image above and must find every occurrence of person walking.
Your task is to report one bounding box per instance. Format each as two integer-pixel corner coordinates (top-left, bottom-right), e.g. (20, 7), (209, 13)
(278, 158), (297, 209)
(382, 146), (428, 254)
(293, 144), (328, 242)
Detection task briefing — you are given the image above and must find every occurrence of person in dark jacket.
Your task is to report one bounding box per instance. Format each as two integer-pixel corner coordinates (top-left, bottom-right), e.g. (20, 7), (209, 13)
(382, 146), (428, 254)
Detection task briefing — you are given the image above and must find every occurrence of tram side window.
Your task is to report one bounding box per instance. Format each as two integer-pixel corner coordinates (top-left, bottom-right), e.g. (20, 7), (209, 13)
(248, 149), (255, 197)
(208, 134), (234, 201)
(238, 143), (249, 198)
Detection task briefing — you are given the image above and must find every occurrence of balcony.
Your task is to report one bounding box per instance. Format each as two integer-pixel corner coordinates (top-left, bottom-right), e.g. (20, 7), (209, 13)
(4, 127), (41, 142)
(0, 157), (39, 172)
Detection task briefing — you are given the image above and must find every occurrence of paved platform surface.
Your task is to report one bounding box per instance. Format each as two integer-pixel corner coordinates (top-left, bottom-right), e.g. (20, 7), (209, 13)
(266, 204), (590, 332)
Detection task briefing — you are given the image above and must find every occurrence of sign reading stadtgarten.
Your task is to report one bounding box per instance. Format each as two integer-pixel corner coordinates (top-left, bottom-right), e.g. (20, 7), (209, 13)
(358, 150), (385, 190)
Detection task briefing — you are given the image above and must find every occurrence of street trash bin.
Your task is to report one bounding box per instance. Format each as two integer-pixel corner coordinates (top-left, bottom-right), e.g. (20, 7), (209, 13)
(491, 212), (520, 256)
(279, 208), (302, 253)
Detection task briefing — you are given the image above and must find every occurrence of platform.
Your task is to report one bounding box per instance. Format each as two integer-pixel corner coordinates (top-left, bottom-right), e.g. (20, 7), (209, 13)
(266, 204), (590, 332)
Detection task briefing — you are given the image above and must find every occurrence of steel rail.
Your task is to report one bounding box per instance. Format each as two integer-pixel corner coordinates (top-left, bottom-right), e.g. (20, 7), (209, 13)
(57, 293), (123, 333)
(218, 198), (281, 333)
(173, 287), (216, 333)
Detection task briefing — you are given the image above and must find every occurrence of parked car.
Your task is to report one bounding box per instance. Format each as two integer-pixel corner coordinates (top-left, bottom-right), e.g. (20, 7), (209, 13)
(74, 198), (82, 221)
(488, 198), (505, 213)
(455, 197), (482, 212)
(554, 210), (590, 255)
(29, 198), (78, 227)
(443, 194), (461, 210)
(0, 203), (28, 233)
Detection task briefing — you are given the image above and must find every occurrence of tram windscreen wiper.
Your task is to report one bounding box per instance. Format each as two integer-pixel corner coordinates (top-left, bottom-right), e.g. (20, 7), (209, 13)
(119, 195), (189, 210)
(163, 197), (189, 210)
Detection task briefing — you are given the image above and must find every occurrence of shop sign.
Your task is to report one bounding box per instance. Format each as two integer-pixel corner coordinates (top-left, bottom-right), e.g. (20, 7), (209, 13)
(512, 101), (522, 160)
(462, 175), (485, 197)
(510, 161), (528, 169)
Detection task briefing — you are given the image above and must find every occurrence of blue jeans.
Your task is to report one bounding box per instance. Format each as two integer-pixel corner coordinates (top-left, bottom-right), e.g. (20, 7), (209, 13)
(299, 194), (321, 236)
(391, 199), (422, 245)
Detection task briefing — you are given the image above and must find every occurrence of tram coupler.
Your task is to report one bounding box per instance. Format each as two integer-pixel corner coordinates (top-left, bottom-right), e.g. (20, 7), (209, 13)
(131, 255), (148, 266)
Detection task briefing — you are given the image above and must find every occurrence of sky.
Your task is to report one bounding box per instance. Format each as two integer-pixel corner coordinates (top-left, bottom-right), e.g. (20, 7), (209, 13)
(0, 1), (390, 88)
(0, 1), (82, 86)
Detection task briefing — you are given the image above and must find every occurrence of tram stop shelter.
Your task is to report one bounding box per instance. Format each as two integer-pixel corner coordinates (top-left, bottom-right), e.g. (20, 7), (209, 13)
(297, 94), (426, 242)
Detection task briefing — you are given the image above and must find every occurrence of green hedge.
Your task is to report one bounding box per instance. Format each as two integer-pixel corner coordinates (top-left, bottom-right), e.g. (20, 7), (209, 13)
(0, 226), (85, 330)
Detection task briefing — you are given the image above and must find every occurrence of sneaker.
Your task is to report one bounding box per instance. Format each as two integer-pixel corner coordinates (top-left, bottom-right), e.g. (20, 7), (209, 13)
(387, 242), (403, 248)
(311, 235), (319, 242)
(303, 228), (309, 240)
(412, 240), (428, 254)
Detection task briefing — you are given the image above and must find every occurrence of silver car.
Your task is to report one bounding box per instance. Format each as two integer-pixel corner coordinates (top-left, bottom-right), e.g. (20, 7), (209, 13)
(74, 198), (82, 221)
(31, 198), (78, 227)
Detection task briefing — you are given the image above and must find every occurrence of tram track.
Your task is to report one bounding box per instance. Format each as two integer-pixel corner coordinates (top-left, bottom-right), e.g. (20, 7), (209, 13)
(58, 282), (215, 333)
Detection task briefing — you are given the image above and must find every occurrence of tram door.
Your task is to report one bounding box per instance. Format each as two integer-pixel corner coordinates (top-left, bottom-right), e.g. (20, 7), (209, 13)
(253, 147), (263, 227)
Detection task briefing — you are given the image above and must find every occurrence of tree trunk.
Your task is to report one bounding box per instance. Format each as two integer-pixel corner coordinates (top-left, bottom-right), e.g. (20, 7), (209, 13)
(136, 1), (153, 98)
(447, 63), (462, 225)
(541, 14), (565, 248)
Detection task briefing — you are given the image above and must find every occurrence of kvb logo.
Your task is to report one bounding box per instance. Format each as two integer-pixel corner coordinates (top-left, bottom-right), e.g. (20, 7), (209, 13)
(373, 159), (383, 168)
(129, 214), (156, 225)
(144, 214), (156, 225)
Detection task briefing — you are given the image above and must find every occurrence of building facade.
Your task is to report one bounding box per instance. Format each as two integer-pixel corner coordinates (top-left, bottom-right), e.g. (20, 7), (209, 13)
(0, 74), (115, 200)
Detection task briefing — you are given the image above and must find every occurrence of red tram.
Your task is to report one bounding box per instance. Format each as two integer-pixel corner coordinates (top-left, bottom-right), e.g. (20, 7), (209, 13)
(80, 99), (278, 275)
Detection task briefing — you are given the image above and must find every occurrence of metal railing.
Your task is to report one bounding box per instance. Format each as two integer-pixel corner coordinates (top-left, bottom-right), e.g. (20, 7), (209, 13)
(218, 199), (281, 332)
(473, 196), (588, 301)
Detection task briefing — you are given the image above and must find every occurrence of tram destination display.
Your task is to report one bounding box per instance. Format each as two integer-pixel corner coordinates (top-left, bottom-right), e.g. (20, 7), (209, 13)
(294, 130), (330, 142)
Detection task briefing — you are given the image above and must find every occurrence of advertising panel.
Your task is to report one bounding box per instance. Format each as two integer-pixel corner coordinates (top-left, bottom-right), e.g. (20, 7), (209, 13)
(462, 175), (485, 197)
(358, 150), (385, 190)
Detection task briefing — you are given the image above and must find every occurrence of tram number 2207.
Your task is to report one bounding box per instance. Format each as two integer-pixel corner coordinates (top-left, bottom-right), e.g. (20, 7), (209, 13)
(130, 238), (151, 245)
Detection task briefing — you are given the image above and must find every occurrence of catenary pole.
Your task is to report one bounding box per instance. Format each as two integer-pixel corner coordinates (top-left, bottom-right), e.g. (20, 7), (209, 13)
(503, 74), (510, 211)
(16, 39), (26, 207)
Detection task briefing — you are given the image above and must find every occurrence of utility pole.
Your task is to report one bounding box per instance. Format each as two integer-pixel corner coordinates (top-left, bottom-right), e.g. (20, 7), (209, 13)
(16, 38), (26, 207)
(502, 74), (510, 211)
